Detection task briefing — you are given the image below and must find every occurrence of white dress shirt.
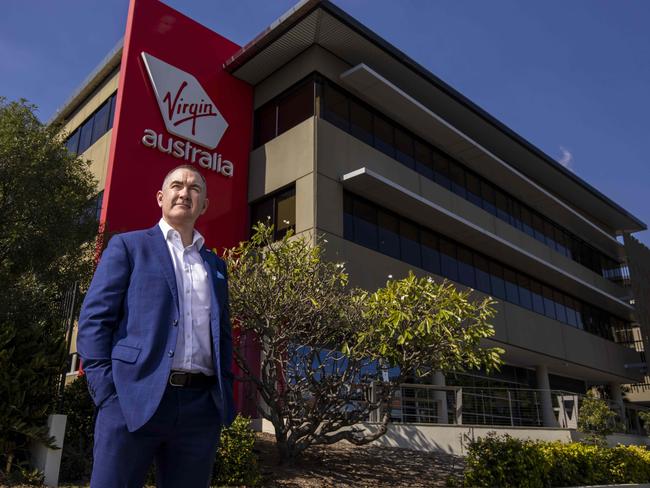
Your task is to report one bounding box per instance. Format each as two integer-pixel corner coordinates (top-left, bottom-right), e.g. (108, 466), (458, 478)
(158, 218), (214, 375)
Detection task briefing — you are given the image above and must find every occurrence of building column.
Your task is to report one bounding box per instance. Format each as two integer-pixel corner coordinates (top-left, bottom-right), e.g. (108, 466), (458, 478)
(433, 371), (449, 424)
(609, 382), (627, 426)
(536, 365), (559, 427)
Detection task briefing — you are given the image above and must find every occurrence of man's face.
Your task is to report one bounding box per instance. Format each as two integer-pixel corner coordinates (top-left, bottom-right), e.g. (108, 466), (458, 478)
(157, 168), (208, 227)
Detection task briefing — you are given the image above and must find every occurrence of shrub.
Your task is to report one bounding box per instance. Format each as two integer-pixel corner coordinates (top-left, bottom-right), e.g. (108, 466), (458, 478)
(464, 433), (549, 488)
(578, 393), (617, 446)
(463, 433), (650, 487)
(212, 415), (261, 487)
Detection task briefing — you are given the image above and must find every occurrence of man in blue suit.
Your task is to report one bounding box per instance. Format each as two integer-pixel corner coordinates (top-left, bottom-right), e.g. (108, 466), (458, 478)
(77, 164), (234, 487)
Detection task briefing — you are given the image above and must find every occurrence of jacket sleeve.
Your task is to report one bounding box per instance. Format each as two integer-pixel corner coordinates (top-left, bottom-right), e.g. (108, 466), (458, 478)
(218, 258), (236, 426)
(77, 234), (131, 407)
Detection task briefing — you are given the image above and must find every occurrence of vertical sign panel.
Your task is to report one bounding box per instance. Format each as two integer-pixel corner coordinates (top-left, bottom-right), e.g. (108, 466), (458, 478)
(102, 0), (252, 252)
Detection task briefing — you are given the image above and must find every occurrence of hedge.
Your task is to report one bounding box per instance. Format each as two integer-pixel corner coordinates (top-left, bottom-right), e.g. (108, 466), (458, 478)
(464, 432), (650, 487)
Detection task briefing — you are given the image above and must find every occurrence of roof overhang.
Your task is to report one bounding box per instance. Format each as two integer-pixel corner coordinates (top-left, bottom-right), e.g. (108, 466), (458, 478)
(224, 0), (646, 234)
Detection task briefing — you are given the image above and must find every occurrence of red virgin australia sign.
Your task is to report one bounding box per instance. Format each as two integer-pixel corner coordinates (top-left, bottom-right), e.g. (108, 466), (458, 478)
(101, 0), (252, 248)
(140, 52), (234, 177)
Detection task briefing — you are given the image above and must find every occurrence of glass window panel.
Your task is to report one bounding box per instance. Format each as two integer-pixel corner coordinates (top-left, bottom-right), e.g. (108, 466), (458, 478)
(322, 82), (349, 131)
(517, 274), (533, 310)
(377, 210), (400, 259)
(530, 280), (545, 314)
(414, 141), (433, 179)
(509, 200), (523, 231)
(564, 296), (578, 327)
(255, 102), (277, 147)
(440, 238), (458, 282)
(353, 198), (378, 250)
(474, 254), (491, 293)
(503, 268), (519, 305)
(421, 230), (440, 275)
(108, 93), (117, 129)
(554, 291), (568, 324)
(554, 226), (569, 257)
(343, 193), (354, 240)
(532, 213), (546, 244)
(489, 262), (506, 300)
(77, 117), (95, 154)
(457, 248), (475, 288)
(349, 100), (373, 146)
(542, 286), (556, 320)
(394, 128), (414, 169)
(91, 100), (110, 145)
(481, 181), (496, 215)
(466, 172), (482, 207)
(278, 81), (314, 135)
(400, 221), (421, 267)
(433, 151), (451, 190)
(373, 116), (394, 158)
(250, 197), (274, 235)
(495, 189), (509, 223)
(65, 129), (80, 154)
(520, 206), (534, 237)
(575, 301), (584, 329)
(449, 162), (466, 199)
(544, 220), (557, 250)
(275, 188), (296, 240)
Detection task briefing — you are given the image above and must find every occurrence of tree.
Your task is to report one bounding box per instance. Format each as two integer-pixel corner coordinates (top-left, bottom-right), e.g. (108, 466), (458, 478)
(578, 392), (617, 446)
(223, 223), (504, 462)
(0, 98), (97, 476)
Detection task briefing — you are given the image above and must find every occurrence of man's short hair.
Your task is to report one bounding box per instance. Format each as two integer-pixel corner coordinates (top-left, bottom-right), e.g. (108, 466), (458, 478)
(162, 165), (207, 192)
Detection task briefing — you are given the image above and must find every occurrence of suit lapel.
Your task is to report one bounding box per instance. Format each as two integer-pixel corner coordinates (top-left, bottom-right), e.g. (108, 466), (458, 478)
(147, 226), (179, 311)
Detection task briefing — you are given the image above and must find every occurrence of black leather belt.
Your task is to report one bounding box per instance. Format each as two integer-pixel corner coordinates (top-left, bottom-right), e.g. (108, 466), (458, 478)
(168, 371), (216, 388)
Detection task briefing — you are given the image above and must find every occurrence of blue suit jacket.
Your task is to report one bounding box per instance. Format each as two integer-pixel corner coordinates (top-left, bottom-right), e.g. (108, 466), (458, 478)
(77, 225), (235, 432)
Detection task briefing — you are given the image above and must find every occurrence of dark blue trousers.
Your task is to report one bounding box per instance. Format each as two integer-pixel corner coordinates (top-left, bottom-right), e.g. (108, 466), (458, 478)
(91, 385), (221, 488)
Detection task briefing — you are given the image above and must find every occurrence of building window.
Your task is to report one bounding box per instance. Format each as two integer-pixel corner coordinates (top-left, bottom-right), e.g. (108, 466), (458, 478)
(253, 77), (316, 148)
(342, 191), (630, 344)
(65, 92), (117, 154)
(317, 75), (624, 282)
(249, 186), (296, 241)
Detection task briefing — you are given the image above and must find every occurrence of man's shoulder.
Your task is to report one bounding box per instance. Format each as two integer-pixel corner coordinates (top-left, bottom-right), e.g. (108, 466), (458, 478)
(107, 226), (160, 245)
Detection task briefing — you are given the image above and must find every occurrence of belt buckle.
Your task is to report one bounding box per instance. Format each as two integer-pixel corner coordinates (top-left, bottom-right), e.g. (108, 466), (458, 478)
(169, 371), (188, 387)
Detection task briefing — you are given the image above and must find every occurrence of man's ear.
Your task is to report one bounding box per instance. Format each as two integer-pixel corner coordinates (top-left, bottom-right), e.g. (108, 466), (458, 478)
(200, 198), (209, 215)
(156, 190), (164, 208)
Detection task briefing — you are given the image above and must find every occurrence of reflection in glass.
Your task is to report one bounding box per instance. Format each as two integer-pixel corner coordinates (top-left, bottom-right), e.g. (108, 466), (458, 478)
(378, 210), (400, 259)
(440, 239), (458, 282)
(421, 230), (440, 275)
(400, 221), (421, 267)
(350, 100), (373, 146)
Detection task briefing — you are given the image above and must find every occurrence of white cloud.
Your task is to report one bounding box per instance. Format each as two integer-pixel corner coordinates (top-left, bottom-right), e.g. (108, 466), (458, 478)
(558, 146), (574, 171)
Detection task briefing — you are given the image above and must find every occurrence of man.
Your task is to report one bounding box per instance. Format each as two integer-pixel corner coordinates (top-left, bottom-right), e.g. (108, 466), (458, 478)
(77, 164), (234, 487)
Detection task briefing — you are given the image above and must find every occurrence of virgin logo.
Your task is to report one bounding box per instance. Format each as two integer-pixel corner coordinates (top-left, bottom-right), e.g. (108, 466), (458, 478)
(141, 52), (228, 149)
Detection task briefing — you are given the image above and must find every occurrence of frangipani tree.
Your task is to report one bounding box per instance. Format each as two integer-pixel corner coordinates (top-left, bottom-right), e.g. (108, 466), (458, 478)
(224, 223), (503, 461)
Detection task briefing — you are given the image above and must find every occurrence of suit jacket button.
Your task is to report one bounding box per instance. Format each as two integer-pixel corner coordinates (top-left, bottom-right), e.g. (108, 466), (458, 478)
(168, 350), (174, 357)
(172, 319), (178, 326)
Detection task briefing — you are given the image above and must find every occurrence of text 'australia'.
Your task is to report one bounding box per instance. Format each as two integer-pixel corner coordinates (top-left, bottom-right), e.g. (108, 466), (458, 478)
(141, 128), (234, 177)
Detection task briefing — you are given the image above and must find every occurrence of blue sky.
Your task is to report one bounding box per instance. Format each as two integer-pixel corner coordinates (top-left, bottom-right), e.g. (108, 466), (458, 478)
(2, 0), (649, 247)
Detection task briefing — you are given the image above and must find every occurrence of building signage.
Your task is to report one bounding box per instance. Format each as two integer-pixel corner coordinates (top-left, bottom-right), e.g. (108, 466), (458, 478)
(101, 0), (253, 248)
(140, 52), (234, 177)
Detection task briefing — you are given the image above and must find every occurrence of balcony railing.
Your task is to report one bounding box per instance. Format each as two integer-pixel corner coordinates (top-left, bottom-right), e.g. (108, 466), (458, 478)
(369, 383), (650, 435)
